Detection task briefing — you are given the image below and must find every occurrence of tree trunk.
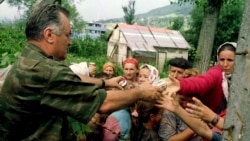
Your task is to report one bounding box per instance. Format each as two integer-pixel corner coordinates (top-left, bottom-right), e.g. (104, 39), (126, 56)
(194, 6), (219, 73)
(222, 0), (250, 140)
(0, 0), (4, 5)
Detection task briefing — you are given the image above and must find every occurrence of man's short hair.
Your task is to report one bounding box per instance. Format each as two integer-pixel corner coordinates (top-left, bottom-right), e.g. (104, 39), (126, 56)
(25, 4), (70, 41)
(168, 57), (192, 69)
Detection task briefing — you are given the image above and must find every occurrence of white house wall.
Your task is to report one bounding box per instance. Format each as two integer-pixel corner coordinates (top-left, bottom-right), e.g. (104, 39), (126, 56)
(158, 52), (167, 72)
(107, 42), (114, 57)
(107, 23), (191, 72)
(118, 43), (128, 65)
(166, 49), (189, 59)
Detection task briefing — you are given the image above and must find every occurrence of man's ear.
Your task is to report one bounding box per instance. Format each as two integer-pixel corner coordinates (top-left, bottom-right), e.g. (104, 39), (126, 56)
(43, 28), (54, 44)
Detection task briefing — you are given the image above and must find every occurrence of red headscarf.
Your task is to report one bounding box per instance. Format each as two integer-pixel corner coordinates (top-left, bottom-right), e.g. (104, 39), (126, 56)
(123, 58), (139, 69)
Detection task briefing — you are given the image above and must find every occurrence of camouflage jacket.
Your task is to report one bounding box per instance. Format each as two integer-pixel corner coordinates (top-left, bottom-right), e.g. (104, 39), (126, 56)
(0, 43), (106, 141)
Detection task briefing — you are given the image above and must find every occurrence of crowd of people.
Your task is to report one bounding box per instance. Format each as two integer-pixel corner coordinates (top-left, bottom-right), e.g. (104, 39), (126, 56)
(0, 4), (237, 141)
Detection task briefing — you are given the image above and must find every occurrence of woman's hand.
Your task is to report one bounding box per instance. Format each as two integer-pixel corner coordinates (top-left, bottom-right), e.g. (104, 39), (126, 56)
(155, 93), (181, 113)
(162, 76), (181, 98)
(185, 97), (216, 122)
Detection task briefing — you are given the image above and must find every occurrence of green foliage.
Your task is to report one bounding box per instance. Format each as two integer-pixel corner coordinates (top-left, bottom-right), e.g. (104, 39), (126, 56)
(68, 37), (107, 59)
(6, 0), (36, 7)
(0, 20), (26, 67)
(182, 0), (243, 63)
(69, 118), (92, 139)
(168, 16), (185, 30)
(62, 2), (85, 33)
(122, 0), (136, 25)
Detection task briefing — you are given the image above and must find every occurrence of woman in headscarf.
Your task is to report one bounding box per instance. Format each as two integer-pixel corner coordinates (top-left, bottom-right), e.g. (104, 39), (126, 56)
(166, 42), (237, 113)
(163, 42), (237, 141)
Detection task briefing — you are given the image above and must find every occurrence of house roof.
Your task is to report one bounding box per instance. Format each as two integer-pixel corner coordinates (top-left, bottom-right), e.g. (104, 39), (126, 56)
(109, 23), (190, 53)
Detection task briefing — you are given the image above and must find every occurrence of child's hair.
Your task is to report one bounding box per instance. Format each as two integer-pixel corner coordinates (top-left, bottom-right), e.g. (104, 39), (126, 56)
(183, 68), (199, 78)
(136, 100), (161, 124)
(133, 101), (162, 141)
(180, 68), (200, 108)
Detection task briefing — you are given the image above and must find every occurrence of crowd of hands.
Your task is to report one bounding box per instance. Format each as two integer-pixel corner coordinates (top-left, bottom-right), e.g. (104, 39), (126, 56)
(91, 75), (214, 124)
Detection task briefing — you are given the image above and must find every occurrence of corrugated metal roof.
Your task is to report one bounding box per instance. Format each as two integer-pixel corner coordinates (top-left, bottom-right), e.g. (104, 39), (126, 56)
(117, 23), (190, 52)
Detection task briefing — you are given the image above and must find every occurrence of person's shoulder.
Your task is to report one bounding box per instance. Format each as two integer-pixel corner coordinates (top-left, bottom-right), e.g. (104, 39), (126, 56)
(162, 109), (176, 116)
(205, 65), (223, 78)
(111, 109), (131, 118)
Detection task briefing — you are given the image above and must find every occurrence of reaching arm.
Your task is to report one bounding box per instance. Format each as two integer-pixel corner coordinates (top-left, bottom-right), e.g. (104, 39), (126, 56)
(76, 73), (123, 89)
(99, 82), (162, 113)
(167, 128), (195, 141)
(76, 73), (163, 115)
(178, 65), (223, 96)
(185, 97), (225, 129)
(156, 95), (213, 140)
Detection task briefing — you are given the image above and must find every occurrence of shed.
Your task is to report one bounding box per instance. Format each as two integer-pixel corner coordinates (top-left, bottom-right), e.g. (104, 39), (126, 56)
(107, 23), (190, 72)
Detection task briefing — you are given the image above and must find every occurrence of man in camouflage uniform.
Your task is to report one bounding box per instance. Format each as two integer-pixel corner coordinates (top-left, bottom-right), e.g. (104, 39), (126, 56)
(0, 4), (161, 141)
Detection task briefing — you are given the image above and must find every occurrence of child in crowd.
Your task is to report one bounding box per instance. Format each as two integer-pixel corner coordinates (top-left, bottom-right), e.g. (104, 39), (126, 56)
(135, 100), (163, 141)
(131, 64), (162, 141)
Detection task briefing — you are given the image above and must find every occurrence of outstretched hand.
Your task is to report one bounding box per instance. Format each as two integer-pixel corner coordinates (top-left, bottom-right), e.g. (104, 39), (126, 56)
(105, 76), (124, 90)
(138, 82), (163, 102)
(155, 93), (180, 113)
(162, 76), (181, 98)
(185, 97), (215, 122)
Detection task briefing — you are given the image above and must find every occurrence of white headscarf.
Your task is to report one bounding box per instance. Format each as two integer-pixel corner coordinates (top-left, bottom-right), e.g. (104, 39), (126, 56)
(139, 64), (160, 83)
(217, 42), (237, 101)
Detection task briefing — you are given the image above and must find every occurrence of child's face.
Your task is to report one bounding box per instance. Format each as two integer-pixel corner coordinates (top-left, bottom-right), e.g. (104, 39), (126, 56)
(138, 68), (151, 84)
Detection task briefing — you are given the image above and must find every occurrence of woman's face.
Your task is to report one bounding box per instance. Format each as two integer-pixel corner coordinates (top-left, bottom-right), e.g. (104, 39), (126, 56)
(103, 66), (114, 78)
(123, 63), (138, 81)
(138, 68), (151, 84)
(218, 50), (235, 75)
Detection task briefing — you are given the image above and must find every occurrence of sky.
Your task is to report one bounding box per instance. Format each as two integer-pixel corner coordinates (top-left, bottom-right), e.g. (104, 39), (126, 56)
(0, 0), (171, 22)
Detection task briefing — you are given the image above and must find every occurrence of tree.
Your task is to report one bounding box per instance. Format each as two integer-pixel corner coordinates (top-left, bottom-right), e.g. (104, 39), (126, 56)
(168, 16), (184, 30)
(122, 0), (136, 25)
(222, 0), (250, 140)
(181, 0), (243, 66)
(193, 0), (222, 73)
(3, 0), (85, 33)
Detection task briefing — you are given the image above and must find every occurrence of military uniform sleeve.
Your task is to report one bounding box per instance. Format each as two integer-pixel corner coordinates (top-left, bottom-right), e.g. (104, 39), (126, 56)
(41, 62), (106, 124)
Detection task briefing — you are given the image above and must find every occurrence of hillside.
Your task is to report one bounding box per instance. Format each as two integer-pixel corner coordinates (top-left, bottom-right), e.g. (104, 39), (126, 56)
(136, 2), (192, 18)
(98, 2), (193, 29)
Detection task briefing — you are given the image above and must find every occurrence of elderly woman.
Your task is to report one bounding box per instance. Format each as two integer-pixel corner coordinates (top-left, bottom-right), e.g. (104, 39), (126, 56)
(102, 62), (116, 78)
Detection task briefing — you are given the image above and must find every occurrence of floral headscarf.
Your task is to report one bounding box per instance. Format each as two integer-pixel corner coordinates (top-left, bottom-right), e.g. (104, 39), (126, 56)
(139, 64), (159, 83)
